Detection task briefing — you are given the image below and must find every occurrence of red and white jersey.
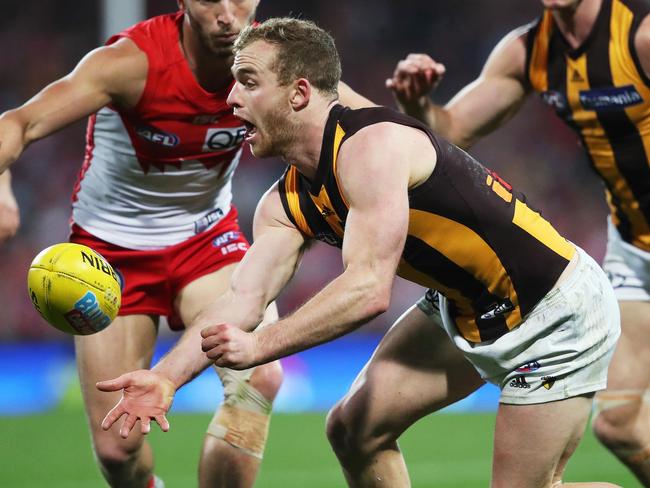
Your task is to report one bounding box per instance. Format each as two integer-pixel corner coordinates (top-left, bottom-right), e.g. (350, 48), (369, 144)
(72, 13), (246, 250)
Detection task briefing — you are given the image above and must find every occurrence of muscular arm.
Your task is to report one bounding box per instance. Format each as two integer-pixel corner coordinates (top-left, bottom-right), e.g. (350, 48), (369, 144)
(245, 123), (416, 366)
(389, 27), (530, 149)
(338, 81), (377, 108)
(634, 14), (650, 78)
(151, 184), (307, 388)
(0, 38), (147, 173)
(0, 171), (19, 242)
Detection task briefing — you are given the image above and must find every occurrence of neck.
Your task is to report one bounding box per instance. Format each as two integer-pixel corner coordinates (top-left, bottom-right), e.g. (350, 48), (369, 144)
(180, 20), (234, 92)
(551, 0), (602, 49)
(280, 101), (339, 181)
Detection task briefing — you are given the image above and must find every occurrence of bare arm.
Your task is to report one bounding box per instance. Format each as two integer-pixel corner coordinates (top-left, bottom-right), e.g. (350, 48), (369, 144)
(338, 80), (377, 108)
(0, 171), (19, 243)
(0, 38), (147, 173)
(152, 183), (307, 388)
(634, 14), (650, 78)
(387, 27), (530, 149)
(204, 122), (416, 368)
(96, 184), (307, 437)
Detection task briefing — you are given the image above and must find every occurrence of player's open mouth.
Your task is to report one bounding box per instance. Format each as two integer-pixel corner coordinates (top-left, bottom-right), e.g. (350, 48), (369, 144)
(244, 121), (257, 141)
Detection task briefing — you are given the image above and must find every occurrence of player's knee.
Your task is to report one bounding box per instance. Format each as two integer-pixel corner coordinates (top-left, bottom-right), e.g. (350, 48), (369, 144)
(326, 400), (383, 462)
(249, 360), (283, 402)
(207, 364), (280, 458)
(92, 432), (144, 470)
(325, 402), (346, 450)
(592, 408), (646, 451)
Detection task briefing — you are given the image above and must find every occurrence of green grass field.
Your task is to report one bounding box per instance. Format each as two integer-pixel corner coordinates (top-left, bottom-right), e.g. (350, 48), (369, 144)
(0, 408), (641, 487)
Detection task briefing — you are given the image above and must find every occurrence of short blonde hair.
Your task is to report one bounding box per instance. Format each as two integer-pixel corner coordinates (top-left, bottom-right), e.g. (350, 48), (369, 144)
(235, 17), (341, 97)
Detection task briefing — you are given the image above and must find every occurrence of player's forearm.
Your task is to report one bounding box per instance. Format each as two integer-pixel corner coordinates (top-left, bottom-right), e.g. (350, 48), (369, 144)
(253, 269), (391, 364)
(0, 170), (11, 189)
(0, 112), (29, 173)
(154, 292), (267, 388)
(397, 97), (455, 140)
(151, 323), (212, 390)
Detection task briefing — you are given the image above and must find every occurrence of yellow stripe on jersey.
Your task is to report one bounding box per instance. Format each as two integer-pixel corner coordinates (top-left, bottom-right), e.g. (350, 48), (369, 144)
(512, 199), (576, 260)
(285, 167), (314, 238)
(610, 0), (650, 248)
(529, 10), (552, 92)
(563, 19), (650, 249)
(397, 258), (481, 341)
(331, 124), (349, 208)
(309, 187), (345, 238)
(610, 0), (650, 123)
(408, 209), (520, 319)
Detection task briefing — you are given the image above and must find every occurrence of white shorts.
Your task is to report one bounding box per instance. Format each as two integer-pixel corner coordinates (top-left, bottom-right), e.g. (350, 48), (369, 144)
(417, 247), (621, 405)
(602, 218), (650, 301)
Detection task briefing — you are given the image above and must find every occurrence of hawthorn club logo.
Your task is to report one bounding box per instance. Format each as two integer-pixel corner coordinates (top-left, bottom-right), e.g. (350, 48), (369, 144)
(541, 376), (557, 390)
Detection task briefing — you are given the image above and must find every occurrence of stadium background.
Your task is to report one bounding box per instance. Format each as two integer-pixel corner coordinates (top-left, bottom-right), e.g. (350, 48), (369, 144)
(0, 1), (636, 486)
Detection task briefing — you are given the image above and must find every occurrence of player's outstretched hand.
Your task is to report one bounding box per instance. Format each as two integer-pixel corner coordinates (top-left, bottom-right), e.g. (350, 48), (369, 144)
(96, 370), (176, 439)
(0, 183), (19, 243)
(386, 53), (446, 105)
(201, 323), (259, 370)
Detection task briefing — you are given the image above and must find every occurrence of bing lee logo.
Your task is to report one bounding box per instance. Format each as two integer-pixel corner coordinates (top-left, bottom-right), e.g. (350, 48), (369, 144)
(64, 291), (111, 334)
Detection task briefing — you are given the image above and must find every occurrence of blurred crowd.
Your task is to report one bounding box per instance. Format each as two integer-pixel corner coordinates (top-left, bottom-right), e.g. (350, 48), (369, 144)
(0, 0), (608, 339)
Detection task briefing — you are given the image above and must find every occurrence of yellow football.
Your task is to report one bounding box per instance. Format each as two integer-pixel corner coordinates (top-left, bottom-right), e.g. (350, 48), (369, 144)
(27, 243), (121, 335)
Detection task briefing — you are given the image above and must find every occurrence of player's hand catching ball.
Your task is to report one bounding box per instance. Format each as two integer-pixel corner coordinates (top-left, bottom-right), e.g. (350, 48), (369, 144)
(386, 53), (446, 106)
(96, 370), (176, 439)
(201, 323), (259, 370)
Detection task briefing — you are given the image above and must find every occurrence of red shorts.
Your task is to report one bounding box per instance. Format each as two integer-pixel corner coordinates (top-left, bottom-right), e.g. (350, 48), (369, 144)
(69, 207), (249, 330)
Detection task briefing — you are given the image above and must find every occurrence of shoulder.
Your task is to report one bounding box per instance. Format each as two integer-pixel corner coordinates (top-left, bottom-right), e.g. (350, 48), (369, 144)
(481, 23), (533, 81)
(107, 13), (179, 48)
(253, 180), (303, 233)
(633, 8), (650, 78)
(66, 38), (148, 108)
(336, 119), (432, 195)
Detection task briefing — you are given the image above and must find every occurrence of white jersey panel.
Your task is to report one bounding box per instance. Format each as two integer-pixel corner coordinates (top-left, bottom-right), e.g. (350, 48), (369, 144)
(72, 107), (237, 250)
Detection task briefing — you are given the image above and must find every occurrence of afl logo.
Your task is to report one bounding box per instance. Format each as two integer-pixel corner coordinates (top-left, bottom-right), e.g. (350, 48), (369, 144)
(137, 126), (180, 147)
(203, 127), (246, 152)
(541, 90), (568, 113)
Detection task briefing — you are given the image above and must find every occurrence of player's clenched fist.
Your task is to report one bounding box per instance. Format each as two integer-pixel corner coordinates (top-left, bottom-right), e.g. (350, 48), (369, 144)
(201, 323), (259, 370)
(0, 185), (19, 243)
(385, 53), (446, 105)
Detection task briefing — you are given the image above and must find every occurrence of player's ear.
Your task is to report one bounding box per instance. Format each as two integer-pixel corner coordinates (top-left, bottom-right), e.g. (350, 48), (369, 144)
(290, 78), (311, 111)
(177, 0), (186, 12)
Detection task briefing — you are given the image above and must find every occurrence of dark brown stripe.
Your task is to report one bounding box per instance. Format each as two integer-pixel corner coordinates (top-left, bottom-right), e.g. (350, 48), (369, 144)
(587, 0), (650, 240)
(403, 236), (510, 342)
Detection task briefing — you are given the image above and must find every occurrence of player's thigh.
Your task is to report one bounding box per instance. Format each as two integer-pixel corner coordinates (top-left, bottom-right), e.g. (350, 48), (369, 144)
(492, 395), (593, 488)
(606, 301), (650, 390)
(173, 263), (238, 325)
(332, 305), (484, 444)
(75, 314), (158, 428)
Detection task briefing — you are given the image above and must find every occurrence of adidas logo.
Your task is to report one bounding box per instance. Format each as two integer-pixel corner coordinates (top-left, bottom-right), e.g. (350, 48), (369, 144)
(480, 299), (514, 320)
(509, 376), (531, 389)
(572, 69), (584, 82)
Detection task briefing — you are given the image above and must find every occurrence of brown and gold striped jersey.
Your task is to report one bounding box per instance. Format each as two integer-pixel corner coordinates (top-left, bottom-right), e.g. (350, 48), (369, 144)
(526, 0), (650, 251)
(277, 105), (575, 343)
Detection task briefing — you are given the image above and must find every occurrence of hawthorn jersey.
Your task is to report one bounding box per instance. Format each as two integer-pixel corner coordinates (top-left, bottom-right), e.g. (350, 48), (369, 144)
(71, 13), (246, 250)
(278, 105), (575, 343)
(526, 0), (650, 251)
